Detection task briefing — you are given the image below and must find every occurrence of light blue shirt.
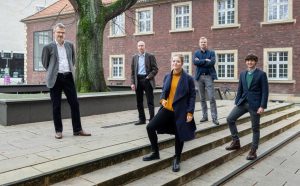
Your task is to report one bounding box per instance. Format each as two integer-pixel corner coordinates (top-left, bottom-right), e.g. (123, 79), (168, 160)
(138, 53), (146, 75)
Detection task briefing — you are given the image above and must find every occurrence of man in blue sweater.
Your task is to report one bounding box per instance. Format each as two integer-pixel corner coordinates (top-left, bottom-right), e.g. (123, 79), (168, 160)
(193, 37), (219, 125)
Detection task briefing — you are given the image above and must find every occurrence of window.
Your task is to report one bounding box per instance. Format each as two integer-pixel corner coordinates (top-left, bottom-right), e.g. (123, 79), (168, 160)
(264, 48), (293, 81)
(135, 7), (153, 35)
(170, 1), (193, 32)
(171, 52), (192, 75)
(212, 0), (240, 29)
(215, 50), (238, 80)
(262, 0), (295, 25)
(109, 55), (125, 80)
(268, 0), (288, 21)
(33, 30), (52, 71)
(110, 13), (125, 37)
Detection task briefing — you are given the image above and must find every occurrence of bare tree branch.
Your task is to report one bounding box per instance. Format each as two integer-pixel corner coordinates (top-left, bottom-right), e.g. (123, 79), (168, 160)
(104, 0), (138, 22)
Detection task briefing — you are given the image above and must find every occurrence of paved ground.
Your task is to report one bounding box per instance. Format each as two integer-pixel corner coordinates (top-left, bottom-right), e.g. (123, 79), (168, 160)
(0, 100), (298, 185)
(225, 136), (300, 186)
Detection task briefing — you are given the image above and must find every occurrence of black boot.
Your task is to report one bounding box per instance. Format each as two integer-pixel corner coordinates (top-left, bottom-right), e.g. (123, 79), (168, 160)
(172, 156), (180, 172)
(143, 152), (160, 161)
(246, 148), (257, 160)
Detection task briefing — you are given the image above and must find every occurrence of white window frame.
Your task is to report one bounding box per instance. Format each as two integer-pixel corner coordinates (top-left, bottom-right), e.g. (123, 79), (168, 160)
(261, 0), (295, 25)
(33, 30), (52, 71)
(171, 52), (192, 75)
(134, 7), (154, 35)
(170, 1), (194, 33)
(215, 50), (238, 81)
(212, 0), (240, 29)
(108, 55), (126, 80)
(263, 48), (293, 82)
(109, 13), (125, 37)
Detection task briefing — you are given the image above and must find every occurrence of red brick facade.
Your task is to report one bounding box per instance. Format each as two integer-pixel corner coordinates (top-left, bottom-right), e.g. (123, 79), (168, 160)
(23, 0), (300, 94)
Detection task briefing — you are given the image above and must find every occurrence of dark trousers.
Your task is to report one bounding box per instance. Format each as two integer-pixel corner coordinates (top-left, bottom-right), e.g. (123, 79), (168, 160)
(227, 102), (260, 149)
(50, 73), (82, 133)
(146, 108), (184, 158)
(135, 76), (154, 121)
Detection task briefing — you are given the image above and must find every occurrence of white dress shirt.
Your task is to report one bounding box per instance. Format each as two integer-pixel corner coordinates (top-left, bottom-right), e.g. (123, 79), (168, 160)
(55, 40), (70, 73)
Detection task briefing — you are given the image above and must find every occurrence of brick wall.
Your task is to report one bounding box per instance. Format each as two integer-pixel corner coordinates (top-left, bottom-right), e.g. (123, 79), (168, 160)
(25, 0), (300, 94)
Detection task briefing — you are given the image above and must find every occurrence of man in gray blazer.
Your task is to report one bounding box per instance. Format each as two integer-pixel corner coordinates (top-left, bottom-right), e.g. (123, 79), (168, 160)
(42, 23), (91, 139)
(131, 41), (158, 125)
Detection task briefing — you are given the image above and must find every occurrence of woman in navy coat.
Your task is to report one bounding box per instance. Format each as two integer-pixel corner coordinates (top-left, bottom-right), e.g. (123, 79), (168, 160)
(142, 54), (196, 172)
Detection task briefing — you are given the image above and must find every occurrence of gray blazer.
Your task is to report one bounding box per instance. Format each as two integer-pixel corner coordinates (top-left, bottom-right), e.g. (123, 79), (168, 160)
(131, 52), (158, 89)
(42, 41), (75, 88)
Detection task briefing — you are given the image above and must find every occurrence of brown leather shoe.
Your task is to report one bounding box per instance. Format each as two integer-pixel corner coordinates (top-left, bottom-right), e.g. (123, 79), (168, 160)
(55, 132), (63, 139)
(246, 148), (257, 160)
(225, 140), (241, 150)
(73, 130), (91, 136)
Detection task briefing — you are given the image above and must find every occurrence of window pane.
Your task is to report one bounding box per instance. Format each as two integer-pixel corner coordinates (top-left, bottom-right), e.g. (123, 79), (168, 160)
(217, 0), (235, 25)
(174, 5), (190, 29)
(138, 10), (151, 33)
(217, 53), (235, 79)
(34, 30), (52, 71)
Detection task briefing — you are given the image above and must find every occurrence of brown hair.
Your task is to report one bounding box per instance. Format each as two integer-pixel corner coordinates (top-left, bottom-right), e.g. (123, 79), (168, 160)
(245, 53), (258, 62)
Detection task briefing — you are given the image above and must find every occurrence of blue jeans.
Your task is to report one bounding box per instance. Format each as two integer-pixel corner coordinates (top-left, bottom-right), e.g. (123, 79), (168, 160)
(196, 75), (218, 120)
(227, 102), (260, 149)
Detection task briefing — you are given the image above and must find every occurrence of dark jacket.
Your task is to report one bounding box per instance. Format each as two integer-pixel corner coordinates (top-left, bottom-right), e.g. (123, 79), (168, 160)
(235, 68), (269, 111)
(158, 70), (197, 141)
(131, 52), (158, 89)
(193, 49), (218, 80)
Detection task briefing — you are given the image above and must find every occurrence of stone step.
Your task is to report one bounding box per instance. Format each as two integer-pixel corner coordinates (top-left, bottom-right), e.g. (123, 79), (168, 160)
(0, 103), (294, 185)
(125, 114), (300, 186)
(51, 107), (300, 186)
(185, 124), (300, 185)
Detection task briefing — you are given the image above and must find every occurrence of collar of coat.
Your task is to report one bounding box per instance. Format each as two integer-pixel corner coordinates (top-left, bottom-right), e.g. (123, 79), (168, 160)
(163, 69), (189, 104)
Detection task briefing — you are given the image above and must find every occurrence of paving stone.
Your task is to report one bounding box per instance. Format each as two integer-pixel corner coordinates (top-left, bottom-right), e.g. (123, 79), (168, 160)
(0, 154), (48, 173)
(0, 167), (41, 185)
(52, 177), (95, 186)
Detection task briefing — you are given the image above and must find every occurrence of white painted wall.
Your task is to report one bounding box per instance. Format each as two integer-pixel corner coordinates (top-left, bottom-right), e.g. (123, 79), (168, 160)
(0, 0), (57, 53)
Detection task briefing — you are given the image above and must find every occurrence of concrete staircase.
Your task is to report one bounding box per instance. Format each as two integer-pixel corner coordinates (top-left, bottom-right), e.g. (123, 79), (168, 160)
(1, 102), (300, 186)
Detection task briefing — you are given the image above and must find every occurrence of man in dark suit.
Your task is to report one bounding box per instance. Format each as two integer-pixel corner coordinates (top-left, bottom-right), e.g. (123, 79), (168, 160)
(131, 41), (158, 125)
(225, 54), (269, 160)
(42, 23), (91, 139)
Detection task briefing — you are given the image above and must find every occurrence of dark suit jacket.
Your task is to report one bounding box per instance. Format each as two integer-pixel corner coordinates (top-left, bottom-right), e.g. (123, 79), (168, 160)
(235, 68), (269, 111)
(158, 70), (196, 141)
(131, 52), (158, 89)
(42, 41), (75, 88)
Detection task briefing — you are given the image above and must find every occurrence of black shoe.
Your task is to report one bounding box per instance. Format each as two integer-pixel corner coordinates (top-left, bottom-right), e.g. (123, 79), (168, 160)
(200, 117), (208, 122)
(172, 157), (180, 172)
(212, 119), (219, 125)
(143, 152), (160, 161)
(135, 120), (146, 125)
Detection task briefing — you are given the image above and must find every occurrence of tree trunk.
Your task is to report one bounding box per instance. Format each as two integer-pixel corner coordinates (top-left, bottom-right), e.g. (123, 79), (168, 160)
(75, 1), (108, 92)
(69, 0), (138, 92)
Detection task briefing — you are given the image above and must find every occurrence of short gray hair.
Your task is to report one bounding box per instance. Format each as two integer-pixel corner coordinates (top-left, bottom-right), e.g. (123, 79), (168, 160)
(53, 23), (65, 31)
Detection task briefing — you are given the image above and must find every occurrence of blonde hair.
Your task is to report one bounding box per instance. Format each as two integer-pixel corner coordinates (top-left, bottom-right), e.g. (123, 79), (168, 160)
(173, 54), (184, 64)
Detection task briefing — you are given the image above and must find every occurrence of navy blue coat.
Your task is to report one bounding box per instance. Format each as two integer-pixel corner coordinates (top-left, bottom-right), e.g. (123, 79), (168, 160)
(235, 69), (269, 111)
(157, 70), (196, 141)
(193, 49), (218, 80)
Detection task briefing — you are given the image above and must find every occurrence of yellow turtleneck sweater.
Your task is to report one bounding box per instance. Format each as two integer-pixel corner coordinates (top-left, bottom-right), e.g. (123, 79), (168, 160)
(161, 70), (193, 117)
